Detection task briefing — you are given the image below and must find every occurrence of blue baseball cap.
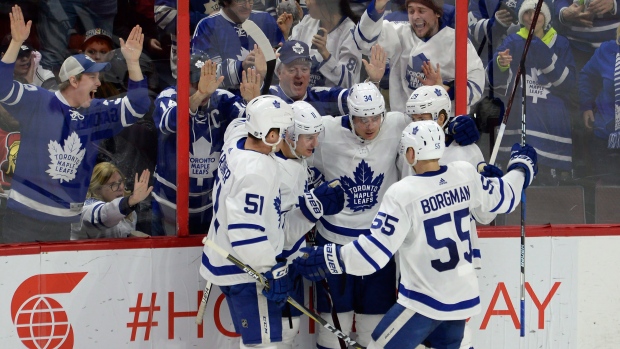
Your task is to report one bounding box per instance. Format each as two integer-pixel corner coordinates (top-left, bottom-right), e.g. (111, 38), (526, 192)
(277, 40), (310, 65)
(58, 54), (111, 82)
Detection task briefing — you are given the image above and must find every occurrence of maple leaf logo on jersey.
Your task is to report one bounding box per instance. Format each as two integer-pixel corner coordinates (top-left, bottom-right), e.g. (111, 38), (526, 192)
(406, 54), (428, 90)
(236, 46), (250, 62)
(524, 68), (550, 104)
(190, 137), (220, 186)
(46, 132), (85, 183)
(274, 191), (282, 227)
(339, 160), (384, 212)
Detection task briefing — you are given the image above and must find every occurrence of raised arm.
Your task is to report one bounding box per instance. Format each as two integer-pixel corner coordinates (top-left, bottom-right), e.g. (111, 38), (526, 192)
(2, 6), (32, 64)
(120, 25), (145, 82)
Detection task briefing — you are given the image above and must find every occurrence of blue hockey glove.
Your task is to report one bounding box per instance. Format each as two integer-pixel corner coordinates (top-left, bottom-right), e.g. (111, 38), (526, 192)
(507, 143), (538, 189)
(476, 162), (504, 178)
(293, 244), (344, 282)
(299, 179), (345, 222)
(262, 260), (290, 308)
(448, 115), (480, 146)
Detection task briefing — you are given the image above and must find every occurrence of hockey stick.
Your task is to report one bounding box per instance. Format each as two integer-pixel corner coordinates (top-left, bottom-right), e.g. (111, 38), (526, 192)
(519, 50), (527, 339)
(202, 237), (365, 349)
(195, 280), (213, 325)
(488, 0), (545, 166)
(241, 20), (277, 95)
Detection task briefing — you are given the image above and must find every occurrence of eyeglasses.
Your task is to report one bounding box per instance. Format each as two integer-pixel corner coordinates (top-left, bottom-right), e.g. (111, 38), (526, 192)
(103, 180), (125, 192)
(233, 0), (254, 5)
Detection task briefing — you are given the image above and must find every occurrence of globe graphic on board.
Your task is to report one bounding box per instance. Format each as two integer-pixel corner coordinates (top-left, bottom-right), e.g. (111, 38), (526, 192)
(14, 295), (73, 349)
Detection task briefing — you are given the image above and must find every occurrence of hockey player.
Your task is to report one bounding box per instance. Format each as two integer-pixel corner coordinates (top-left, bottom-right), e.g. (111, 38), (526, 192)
(0, 6), (151, 243)
(191, 0), (284, 91)
(308, 81), (411, 348)
(222, 100), (346, 348)
(352, 0), (485, 114)
(406, 85), (499, 349)
(200, 95), (295, 348)
(151, 55), (261, 236)
(294, 120), (539, 349)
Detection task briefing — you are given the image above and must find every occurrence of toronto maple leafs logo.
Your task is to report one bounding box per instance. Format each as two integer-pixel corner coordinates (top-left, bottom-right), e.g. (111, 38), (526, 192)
(434, 88), (442, 96)
(273, 100), (281, 108)
(274, 191), (282, 227)
(69, 110), (84, 121)
(46, 132), (86, 183)
(406, 54), (428, 90)
(194, 60), (205, 69)
(411, 126), (419, 135)
(292, 42), (305, 54)
(339, 160), (384, 212)
(190, 137), (219, 186)
(524, 68), (550, 103)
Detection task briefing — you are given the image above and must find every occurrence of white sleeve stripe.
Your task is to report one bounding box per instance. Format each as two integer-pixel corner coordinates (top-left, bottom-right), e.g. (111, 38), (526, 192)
(366, 235), (393, 259)
(162, 107), (175, 134)
(551, 67), (569, 87)
(5, 83), (23, 106)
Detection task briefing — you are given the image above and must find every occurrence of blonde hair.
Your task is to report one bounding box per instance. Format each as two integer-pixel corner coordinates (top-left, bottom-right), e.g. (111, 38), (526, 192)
(87, 162), (128, 201)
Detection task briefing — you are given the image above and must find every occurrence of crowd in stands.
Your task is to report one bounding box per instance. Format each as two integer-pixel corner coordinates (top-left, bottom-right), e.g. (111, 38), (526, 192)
(0, 0), (619, 243)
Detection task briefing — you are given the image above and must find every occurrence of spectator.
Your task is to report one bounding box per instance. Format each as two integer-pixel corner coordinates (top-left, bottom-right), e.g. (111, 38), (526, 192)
(38, 0), (118, 73)
(554, 0), (620, 70)
(0, 37), (57, 90)
(191, 0), (284, 92)
(0, 6), (151, 243)
(81, 28), (122, 98)
(579, 24), (620, 185)
(268, 40), (385, 115)
(489, 0), (575, 185)
(154, 0), (219, 79)
(386, 0), (455, 27)
(71, 163), (152, 239)
(279, 0), (362, 88)
(352, 0), (485, 114)
(151, 55), (260, 236)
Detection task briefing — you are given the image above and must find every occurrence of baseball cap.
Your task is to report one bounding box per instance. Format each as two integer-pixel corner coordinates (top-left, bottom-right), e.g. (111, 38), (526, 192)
(58, 54), (111, 82)
(0, 35), (34, 57)
(82, 28), (114, 49)
(277, 40), (310, 65)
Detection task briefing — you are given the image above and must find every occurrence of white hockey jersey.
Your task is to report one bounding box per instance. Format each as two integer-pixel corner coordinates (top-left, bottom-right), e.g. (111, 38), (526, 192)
(310, 112), (410, 245)
(200, 132), (284, 286)
(291, 16), (362, 88)
(224, 118), (313, 261)
(340, 162), (524, 320)
(352, 4), (485, 113)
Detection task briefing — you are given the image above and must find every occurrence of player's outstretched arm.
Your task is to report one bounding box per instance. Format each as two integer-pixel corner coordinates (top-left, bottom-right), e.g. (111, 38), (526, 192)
(121, 25), (145, 82)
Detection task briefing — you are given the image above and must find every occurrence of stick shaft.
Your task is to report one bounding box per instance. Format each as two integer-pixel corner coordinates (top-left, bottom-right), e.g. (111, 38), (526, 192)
(195, 281), (213, 325)
(203, 238), (365, 349)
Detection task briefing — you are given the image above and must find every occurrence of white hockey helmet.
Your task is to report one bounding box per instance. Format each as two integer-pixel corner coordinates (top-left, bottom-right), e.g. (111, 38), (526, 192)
(286, 101), (323, 157)
(406, 85), (452, 127)
(245, 95), (294, 150)
(347, 82), (385, 141)
(347, 82), (385, 118)
(399, 120), (445, 166)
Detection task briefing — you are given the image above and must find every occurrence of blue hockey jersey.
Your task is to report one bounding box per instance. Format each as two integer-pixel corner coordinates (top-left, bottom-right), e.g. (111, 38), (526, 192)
(191, 10), (284, 89)
(151, 86), (245, 233)
(489, 28), (575, 170)
(0, 61), (150, 222)
(579, 40), (620, 140)
(268, 85), (348, 116)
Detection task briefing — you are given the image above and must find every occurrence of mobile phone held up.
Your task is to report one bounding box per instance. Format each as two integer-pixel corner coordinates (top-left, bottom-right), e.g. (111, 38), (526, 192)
(498, 1), (518, 24)
(311, 29), (326, 49)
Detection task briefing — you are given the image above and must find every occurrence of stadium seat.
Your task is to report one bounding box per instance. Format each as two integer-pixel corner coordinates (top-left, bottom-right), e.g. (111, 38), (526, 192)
(595, 186), (620, 224)
(498, 186), (586, 225)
